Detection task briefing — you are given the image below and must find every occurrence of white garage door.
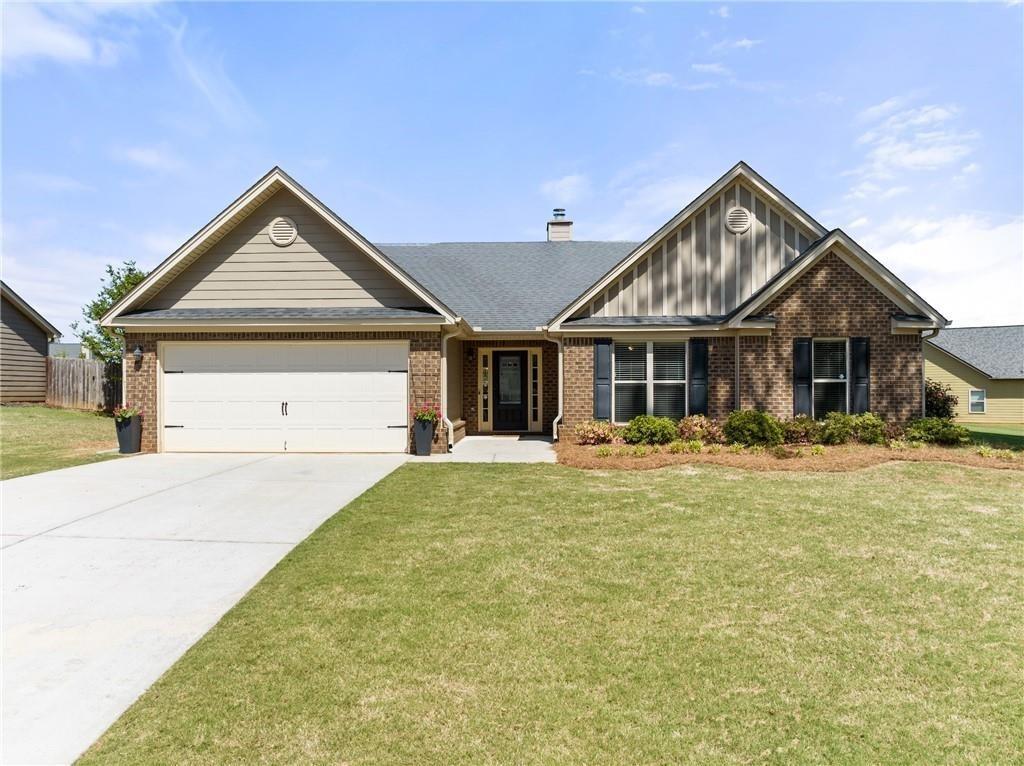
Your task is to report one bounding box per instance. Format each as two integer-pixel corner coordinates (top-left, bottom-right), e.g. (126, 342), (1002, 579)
(161, 342), (409, 453)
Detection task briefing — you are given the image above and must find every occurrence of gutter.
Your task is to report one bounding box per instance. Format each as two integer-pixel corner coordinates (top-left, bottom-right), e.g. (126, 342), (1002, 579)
(920, 327), (941, 417)
(543, 329), (564, 442)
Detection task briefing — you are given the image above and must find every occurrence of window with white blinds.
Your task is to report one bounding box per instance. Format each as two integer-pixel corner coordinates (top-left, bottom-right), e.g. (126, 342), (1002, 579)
(812, 339), (848, 417)
(613, 341), (687, 422)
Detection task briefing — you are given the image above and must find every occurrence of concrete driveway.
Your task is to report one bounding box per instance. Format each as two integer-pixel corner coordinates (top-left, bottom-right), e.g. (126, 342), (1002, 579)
(1, 452), (406, 766)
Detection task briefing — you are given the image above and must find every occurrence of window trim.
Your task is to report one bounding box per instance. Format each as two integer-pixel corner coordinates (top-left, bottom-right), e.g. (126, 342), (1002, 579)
(811, 337), (850, 419)
(611, 340), (688, 424)
(968, 388), (987, 414)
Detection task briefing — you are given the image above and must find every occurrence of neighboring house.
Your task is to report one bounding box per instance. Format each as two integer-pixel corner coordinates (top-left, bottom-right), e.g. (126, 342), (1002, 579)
(1, 281), (60, 403)
(925, 326), (1024, 424)
(102, 163), (948, 454)
(49, 341), (90, 359)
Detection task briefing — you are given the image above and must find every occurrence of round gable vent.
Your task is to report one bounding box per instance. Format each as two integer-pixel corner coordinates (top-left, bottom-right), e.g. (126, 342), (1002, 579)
(725, 206), (752, 234)
(268, 216), (298, 246)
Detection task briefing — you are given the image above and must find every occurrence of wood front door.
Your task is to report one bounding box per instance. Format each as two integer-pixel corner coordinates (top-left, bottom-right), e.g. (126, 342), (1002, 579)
(492, 351), (528, 431)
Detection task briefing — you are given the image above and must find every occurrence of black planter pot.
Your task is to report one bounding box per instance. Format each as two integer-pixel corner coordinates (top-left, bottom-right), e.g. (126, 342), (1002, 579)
(116, 415), (142, 454)
(413, 420), (436, 456)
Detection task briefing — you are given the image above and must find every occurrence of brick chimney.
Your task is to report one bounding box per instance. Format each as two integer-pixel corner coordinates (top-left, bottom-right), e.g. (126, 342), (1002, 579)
(546, 208), (573, 242)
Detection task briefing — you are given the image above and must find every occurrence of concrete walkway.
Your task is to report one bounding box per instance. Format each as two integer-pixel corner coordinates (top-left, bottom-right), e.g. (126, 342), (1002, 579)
(1, 453), (406, 765)
(413, 435), (556, 463)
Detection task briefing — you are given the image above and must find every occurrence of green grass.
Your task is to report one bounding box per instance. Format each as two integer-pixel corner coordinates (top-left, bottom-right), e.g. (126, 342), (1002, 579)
(81, 463), (1023, 765)
(964, 422), (1024, 450)
(1, 405), (120, 480)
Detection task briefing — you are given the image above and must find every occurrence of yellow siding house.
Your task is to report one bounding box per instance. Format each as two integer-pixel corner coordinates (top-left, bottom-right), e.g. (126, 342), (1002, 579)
(925, 325), (1024, 424)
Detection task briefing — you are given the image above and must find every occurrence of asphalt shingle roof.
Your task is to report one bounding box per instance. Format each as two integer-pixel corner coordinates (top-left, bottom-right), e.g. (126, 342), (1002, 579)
(122, 307), (442, 320)
(381, 241), (638, 330)
(928, 325), (1024, 379)
(563, 315), (729, 327)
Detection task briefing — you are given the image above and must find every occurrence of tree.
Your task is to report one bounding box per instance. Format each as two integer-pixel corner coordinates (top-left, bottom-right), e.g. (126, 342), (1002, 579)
(71, 261), (148, 363)
(925, 379), (959, 419)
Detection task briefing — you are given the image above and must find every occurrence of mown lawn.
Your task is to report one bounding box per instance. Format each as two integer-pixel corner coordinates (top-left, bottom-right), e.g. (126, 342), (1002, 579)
(1, 405), (120, 480)
(82, 462), (1023, 765)
(964, 422), (1024, 450)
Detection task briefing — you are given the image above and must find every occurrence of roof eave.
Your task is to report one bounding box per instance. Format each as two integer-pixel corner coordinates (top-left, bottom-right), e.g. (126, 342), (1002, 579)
(0, 281), (61, 339)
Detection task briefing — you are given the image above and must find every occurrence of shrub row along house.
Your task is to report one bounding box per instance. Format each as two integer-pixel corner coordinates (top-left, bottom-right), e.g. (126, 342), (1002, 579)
(102, 162), (949, 454)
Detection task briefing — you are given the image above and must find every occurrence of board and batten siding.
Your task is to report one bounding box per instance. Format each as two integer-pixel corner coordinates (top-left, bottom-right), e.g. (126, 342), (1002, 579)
(924, 345), (1024, 424)
(577, 182), (815, 319)
(1, 295), (49, 402)
(144, 189), (427, 311)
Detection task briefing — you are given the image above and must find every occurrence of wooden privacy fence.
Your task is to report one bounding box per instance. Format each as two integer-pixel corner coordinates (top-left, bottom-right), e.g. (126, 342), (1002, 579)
(46, 357), (123, 411)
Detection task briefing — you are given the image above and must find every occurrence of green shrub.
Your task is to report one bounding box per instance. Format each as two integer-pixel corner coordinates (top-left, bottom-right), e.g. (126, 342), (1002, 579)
(706, 444), (722, 455)
(595, 445), (612, 458)
(782, 416), (822, 444)
(573, 420), (618, 445)
(749, 444), (766, 455)
(621, 415), (678, 445)
(975, 445), (994, 458)
(771, 445), (798, 459)
(887, 439), (908, 451)
(995, 449), (1018, 462)
(723, 410), (784, 446)
(632, 444), (650, 458)
(667, 441), (686, 454)
(677, 415), (724, 444)
(728, 443), (745, 454)
(852, 413), (887, 445)
(820, 412), (855, 445)
(925, 379), (958, 419)
(684, 439), (703, 453)
(811, 444), (825, 456)
(905, 417), (972, 446)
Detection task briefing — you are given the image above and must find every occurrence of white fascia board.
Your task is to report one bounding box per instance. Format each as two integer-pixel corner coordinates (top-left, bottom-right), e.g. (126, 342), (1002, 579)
(101, 168), (457, 326)
(548, 162), (829, 329)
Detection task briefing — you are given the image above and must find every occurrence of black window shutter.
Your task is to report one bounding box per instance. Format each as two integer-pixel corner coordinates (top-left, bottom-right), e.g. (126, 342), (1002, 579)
(689, 339), (708, 416)
(793, 338), (812, 416)
(851, 337), (870, 414)
(593, 338), (612, 420)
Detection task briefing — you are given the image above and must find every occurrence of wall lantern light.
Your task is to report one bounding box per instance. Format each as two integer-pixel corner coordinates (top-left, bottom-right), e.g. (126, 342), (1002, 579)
(133, 345), (144, 362)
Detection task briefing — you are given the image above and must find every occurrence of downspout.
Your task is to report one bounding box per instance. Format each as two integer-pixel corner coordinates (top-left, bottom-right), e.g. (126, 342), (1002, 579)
(543, 329), (564, 441)
(440, 327), (461, 452)
(920, 328), (940, 417)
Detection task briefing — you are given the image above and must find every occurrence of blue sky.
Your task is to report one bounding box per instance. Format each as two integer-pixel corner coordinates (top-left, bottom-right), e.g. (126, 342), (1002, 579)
(3, 1), (1022, 335)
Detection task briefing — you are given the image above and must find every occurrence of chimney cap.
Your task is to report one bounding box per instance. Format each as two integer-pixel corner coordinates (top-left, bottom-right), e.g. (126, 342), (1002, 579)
(552, 208), (566, 219)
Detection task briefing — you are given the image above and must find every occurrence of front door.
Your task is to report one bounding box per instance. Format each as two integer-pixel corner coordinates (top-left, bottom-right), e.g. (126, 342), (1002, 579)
(493, 351), (528, 431)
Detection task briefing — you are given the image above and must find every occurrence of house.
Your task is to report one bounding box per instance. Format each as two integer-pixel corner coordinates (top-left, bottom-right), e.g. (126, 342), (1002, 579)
(1, 281), (60, 403)
(925, 326), (1024, 424)
(49, 341), (90, 359)
(102, 162), (948, 454)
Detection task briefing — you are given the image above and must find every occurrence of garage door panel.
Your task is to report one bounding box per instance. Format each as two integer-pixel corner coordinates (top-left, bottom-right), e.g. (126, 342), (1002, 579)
(162, 342), (409, 453)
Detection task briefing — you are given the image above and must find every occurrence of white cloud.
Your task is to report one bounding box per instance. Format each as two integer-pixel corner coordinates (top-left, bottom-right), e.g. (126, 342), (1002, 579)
(630, 5), (647, 14)
(584, 173), (707, 241)
(710, 5), (730, 18)
(19, 172), (94, 193)
(712, 37), (761, 52)
(112, 144), (184, 172)
(1, 2), (153, 72)
(692, 62), (731, 76)
(610, 68), (716, 91)
(540, 174), (590, 205)
(166, 19), (256, 128)
(863, 215), (1024, 326)
(851, 100), (978, 181)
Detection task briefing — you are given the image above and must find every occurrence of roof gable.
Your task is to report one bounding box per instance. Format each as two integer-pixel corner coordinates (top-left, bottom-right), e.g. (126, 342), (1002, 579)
(928, 325), (1024, 379)
(103, 168), (456, 326)
(0, 281), (60, 338)
(549, 162), (828, 328)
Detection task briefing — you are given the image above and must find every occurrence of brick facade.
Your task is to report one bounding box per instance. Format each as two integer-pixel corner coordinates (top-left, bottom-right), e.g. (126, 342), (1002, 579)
(737, 251), (923, 422)
(123, 331), (446, 454)
(558, 252), (924, 434)
(459, 340), (557, 435)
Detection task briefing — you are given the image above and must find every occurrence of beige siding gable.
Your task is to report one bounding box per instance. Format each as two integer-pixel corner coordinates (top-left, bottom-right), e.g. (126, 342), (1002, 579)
(925, 345), (1024, 424)
(578, 182), (815, 320)
(1, 296), (49, 402)
(143, 190), (426, 311)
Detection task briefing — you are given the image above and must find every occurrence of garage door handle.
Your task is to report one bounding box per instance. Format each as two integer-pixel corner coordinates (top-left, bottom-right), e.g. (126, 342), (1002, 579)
(164, 425), (184, 428)
(387, 369), (408, 373)
(387, 424), (408, 429)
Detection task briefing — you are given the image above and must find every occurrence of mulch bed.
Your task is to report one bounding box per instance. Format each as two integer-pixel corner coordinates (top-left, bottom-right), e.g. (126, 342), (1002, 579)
(555, 441), (1024, 473)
